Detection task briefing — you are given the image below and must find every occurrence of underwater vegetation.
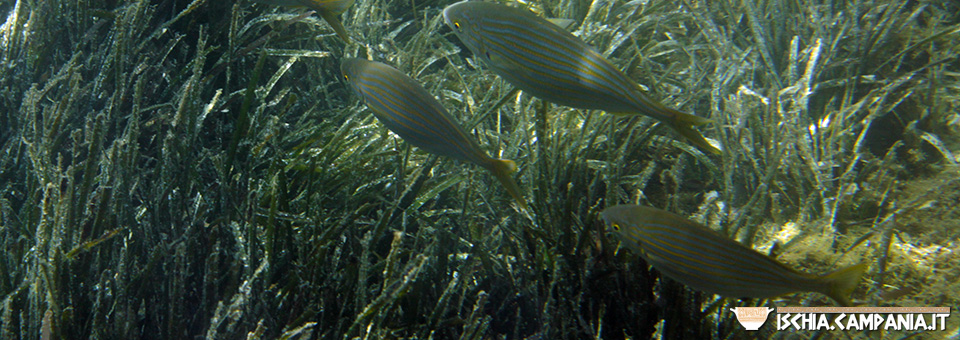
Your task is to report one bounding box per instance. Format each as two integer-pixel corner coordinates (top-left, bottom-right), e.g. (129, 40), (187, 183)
(1, 0), (959, 339)
(255, 0), (355, 42)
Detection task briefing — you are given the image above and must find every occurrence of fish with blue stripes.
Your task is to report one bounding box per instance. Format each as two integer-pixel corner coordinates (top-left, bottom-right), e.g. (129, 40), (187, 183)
(443, 1), (720, 155)
(255, 0), (354, 42)
(341, 58), (528, 210)
(601, 204), (866, 306)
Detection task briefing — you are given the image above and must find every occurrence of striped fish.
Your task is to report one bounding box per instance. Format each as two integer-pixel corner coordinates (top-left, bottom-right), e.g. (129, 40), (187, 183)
(255, 0), (355, 42)
(341, 58), (528, 210)
(601, 205), (866, 306)
(443, 1), (720, 155)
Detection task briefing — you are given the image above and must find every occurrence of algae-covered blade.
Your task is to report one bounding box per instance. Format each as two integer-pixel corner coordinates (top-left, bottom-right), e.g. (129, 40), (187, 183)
(255, 0), (355, 42)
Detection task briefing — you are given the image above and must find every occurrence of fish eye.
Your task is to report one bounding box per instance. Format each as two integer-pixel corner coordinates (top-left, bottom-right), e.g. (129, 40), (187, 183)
(343, 74), (349, 81)
(454, 22), (461, 30)
(611, 223), (621, 231)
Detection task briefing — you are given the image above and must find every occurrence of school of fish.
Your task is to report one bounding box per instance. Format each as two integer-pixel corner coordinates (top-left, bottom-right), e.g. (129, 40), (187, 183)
(255, 0), (865, 307)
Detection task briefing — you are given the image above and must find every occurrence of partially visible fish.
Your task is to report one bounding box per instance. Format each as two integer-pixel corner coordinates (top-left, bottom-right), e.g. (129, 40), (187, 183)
(443, 1), (720, 155)
(255, 0), (355, 42)
(341, 58), (528, 210)
(601, 204), (866, 306)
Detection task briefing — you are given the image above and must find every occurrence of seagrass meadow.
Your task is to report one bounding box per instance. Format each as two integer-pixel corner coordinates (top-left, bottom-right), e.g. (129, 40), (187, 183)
(1, 0), (960, 339)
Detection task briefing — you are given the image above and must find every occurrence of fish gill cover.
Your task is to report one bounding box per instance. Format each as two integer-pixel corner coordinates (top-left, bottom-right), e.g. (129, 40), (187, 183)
(0, 0), (958, 339)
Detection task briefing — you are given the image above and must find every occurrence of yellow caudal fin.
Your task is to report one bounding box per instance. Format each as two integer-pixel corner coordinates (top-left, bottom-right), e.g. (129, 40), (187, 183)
(318, 10), (351, 43)
(667, 109), (722, 155)
(488, 159), (529, 211)
(819, 262), (868, 307)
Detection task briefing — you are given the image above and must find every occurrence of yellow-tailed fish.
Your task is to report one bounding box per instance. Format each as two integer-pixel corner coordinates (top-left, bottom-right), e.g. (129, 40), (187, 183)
(341, 58), (528, 210)
(443, 1), (720, 155)
(601, 204), (866, 306)
(255, 0), (354, 42)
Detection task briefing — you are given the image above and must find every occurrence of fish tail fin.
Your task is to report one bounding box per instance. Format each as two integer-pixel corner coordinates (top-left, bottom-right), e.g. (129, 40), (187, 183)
(489, 159), (529, 211)
(665, 109), (722, 155)
(317, 10), (351, 43)
(819, 262), (868, 307)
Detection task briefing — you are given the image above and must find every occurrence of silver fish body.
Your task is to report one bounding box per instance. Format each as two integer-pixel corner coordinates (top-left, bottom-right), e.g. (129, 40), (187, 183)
(341, 58), (527, 210)
(601, 204), (866, 306)
(443, 1), (720, 154)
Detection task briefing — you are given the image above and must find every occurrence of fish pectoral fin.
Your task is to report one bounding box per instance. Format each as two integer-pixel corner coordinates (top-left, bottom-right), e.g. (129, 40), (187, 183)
(638, 248), (659, 263)
(486, 53), (513, 68)
(487, 52), (534, 77)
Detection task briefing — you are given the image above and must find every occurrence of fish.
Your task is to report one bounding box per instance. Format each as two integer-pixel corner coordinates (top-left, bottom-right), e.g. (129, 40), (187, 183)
(255, 0), (355, 42)
(443, 1), (721, 155)
(601, 204), (867, 306)
(340, 58), (528, 210)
